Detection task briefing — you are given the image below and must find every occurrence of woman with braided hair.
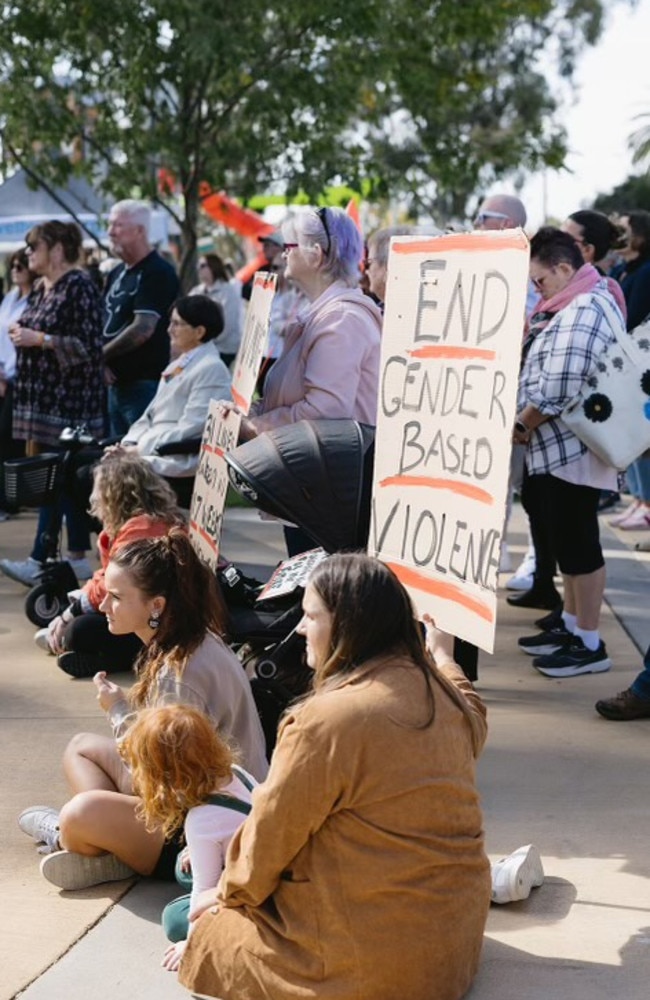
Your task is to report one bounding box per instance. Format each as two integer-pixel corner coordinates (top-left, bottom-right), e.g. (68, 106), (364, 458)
(18, 529), (268, 891)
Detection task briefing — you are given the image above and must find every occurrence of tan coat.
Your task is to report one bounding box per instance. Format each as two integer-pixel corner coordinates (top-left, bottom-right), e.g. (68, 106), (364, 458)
(180, 657), (491, 1000)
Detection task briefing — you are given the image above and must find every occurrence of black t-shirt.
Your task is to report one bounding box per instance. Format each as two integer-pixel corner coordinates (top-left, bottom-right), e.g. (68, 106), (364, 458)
(103, 250), (179, 382)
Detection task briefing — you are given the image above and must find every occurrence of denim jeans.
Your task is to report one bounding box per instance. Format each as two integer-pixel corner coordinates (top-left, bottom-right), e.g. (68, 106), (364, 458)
(631, 644), (650, 700)
(107, 380), (158, 437)
(31, 496), (92, 561)
(625, 457), (650, 502)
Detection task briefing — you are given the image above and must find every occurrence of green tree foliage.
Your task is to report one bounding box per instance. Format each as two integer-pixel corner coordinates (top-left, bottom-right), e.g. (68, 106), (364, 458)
(592, 174), (650, 214)
(0, 0), (629, 281)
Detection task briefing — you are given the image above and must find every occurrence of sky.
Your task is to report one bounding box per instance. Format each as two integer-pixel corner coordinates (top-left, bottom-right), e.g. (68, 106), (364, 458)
(502, 0), (650, 228)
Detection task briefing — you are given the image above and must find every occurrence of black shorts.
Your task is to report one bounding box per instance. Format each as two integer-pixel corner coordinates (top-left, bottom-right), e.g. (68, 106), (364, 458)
(522, 472), (604, 576)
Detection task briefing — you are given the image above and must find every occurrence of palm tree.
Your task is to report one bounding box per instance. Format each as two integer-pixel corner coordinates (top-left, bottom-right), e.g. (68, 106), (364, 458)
(629, 113), (650, 167)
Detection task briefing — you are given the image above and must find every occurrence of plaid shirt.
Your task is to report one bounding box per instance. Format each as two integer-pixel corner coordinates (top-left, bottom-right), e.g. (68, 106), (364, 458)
(518, 282), (624, 474)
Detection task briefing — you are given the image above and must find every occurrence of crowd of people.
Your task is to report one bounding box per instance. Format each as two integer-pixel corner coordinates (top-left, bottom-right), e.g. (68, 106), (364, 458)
(2, 194), (650, 998)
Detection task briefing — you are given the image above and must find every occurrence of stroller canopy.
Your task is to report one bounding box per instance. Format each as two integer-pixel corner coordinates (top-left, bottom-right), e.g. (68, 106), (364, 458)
(226, 419), (375, 553)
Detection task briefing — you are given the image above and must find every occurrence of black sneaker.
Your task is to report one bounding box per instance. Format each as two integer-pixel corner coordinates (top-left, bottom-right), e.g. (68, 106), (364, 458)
(57, 651), (105, 679)
(518, 624), (573, 656)
(533, 637), (611, 677)
(506, 587), (562, 610)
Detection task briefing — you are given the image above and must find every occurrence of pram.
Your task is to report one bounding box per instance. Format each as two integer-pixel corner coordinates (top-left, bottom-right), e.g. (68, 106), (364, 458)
(223, 418), (375, 752)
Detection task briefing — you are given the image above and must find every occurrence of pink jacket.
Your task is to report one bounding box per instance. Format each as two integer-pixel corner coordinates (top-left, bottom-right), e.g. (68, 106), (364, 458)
(250, 282), (382, 432)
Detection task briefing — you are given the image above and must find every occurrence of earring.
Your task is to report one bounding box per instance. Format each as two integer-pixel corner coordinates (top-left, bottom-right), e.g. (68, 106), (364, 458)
(148, 611), (161, 630)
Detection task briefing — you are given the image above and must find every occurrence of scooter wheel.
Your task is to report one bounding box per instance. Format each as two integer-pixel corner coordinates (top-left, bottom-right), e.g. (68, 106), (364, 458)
(25, 584), (68, 628)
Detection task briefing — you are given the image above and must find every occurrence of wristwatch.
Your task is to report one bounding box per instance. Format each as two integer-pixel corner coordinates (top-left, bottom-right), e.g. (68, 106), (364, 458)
(514, 419), (529, 435)
(42, 334), (53, 348)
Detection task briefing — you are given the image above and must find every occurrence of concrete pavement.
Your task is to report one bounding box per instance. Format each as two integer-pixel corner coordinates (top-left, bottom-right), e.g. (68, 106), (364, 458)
(1, 500), (649, 999)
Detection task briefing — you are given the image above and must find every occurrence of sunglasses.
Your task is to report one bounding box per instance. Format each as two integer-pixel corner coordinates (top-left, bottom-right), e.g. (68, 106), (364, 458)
(11, 262), (25, 271)
(283, 242), (299, 253)
(317, 207), (331, 255)
(474, 211), (510, 226)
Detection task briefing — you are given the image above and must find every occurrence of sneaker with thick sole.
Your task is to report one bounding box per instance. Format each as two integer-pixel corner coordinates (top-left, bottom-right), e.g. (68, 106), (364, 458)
(507, 586), (562, 611)
(0, 556), (43, 586)
(18, 805), (60, 852)
(595, 688), (650, 721)
(57, 650), (104, 679)
(34, 628), (54, 654)
(518, 624), (573, 656)
(40, 850), (136, 890)
(491, 844), (545, 904)
(506, 553), (536, 591)
(533, 637), (611, 677)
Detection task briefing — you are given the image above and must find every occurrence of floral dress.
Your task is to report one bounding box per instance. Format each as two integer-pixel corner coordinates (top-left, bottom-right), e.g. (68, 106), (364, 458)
(13, 269), (104, 447)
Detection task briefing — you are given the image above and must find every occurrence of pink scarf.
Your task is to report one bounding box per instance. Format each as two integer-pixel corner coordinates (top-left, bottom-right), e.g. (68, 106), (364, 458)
(526, 264), (626, 354)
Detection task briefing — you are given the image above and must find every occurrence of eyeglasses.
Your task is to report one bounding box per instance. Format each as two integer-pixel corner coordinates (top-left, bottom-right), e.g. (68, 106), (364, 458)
(282, 243), (299, 253)
(474, 211), (510, 226)
(169, 317), (192, 329)
(317, 207), (331, 255)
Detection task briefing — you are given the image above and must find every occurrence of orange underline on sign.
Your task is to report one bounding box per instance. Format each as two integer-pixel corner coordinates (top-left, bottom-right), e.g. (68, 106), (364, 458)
(408, 345), (496, 361)
(393, 232), (526, 254)
(379, 475), (493, 505)
(231, 388), (247, 410)
(386, 562), (493, 623)
(190, 521), (218, 551)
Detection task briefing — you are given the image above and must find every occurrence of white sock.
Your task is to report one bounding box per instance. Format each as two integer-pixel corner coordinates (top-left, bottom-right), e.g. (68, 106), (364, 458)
(575, 627), (599, 652)
(561, 611), (577, 633)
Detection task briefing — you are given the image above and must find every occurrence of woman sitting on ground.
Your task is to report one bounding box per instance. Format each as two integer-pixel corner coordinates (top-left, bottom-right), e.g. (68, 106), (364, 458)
(121, 705), (256, 973)
(19, 530), (268, 890)
(37, 452), (185, 678)
(115, 295), (232, 508)
(179, 552), (491, 1000)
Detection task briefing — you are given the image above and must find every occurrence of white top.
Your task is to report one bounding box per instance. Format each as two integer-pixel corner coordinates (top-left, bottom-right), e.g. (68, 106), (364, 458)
(189, 279), (243, 356)
(185, 767), (256, 929)
(0, 287), (30, 379)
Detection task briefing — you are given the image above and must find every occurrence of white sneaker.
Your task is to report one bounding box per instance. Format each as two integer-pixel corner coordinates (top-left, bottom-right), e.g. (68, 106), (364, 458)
(0, 556), (43, 586)
(506, 552), (537, 591)
(34, 628), (54, 654)
(66, 557), (93, 581)
(18, 805), (61, 853)
(40, 850), (136, 890)
(491, 844), (545, 904)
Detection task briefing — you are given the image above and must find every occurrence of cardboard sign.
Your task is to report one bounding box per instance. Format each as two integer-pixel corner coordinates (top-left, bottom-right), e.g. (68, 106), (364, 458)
(230, 271), (277, 413)
(368, 230), (530, 652)
(256, 548), (328, 602)
(189, 402), (242, 571)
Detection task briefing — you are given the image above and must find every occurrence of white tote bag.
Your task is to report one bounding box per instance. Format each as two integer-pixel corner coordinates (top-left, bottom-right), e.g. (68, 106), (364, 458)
(562, 303), (650, 471)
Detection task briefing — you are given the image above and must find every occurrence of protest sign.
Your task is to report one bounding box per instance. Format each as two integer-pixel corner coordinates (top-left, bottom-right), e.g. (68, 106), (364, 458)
(189, 401), (241, 571)
(256, 548), (327, 602)
(230, 271), (277, 413)
(368, 229), (530, 652)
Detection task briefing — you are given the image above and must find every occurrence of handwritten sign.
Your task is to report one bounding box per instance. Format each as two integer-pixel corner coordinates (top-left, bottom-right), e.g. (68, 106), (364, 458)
(189, 401), (242, 571)
(230, 271), (277, 413)
(368, 230), (530, 652)
(256, 548), (328, 602)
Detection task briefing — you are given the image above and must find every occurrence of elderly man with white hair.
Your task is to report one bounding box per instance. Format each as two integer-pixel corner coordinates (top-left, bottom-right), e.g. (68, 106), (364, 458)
(103, 199), (179, 436)
(473, 193), (527, 231)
